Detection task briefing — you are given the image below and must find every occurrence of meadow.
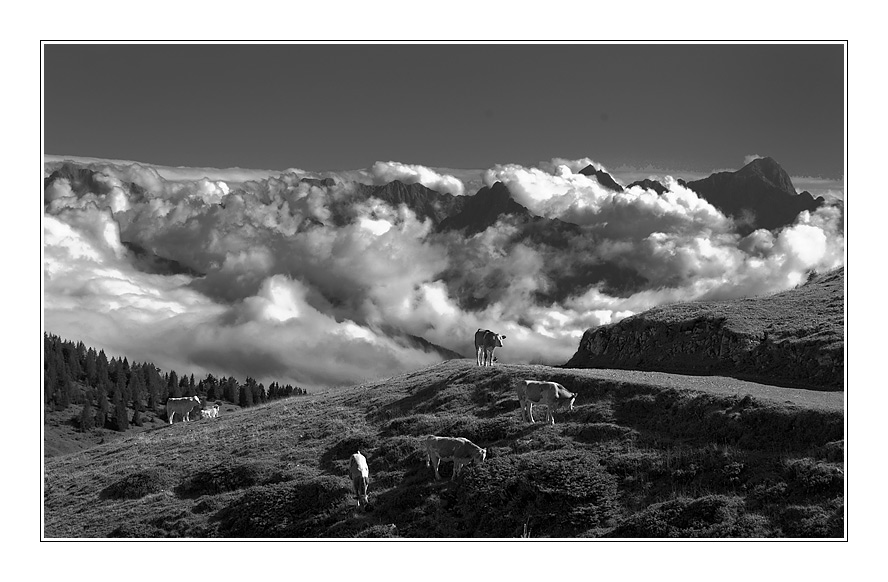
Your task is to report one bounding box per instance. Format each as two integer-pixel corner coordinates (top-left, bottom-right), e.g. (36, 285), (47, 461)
(43, 360), (844, 538)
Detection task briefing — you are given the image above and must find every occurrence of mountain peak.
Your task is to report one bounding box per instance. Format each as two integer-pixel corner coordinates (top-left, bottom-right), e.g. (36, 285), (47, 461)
(578, 164), (623, 192)
(437, 181), (531, 234)
(686, 157), (820, 232)
(736, 157), (796, 195)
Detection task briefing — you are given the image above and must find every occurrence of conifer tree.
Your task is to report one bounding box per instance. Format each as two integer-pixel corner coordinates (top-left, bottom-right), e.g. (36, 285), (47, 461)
(168, 370), (180, 398)
(112, 382), (129, 432)
(96, 387), (109, 429)
(79, 397), (95, 432)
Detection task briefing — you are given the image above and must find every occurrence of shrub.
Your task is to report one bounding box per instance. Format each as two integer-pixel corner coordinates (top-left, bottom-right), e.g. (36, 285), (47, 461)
(177, 461), (283, 498)
(784, 458), (844, 498)
(609, 495), (758, 538)
(565, 422), (637, 444)
(99, 468), (173, 500)
(814, 440), (844, 463)
(778, 502), (844, 537)
(216, 477), (351, 537)
(455, 450), (620, 537)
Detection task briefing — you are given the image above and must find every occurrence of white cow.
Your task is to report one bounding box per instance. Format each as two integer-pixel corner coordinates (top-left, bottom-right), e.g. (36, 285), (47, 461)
(516, 380), (577, 425)
(424, 436), (487, 481)
(474, 329), (506, 367)
(200, 403), (220, 420)
(166, 395), (201, 424)
(349, 451), (370, 509)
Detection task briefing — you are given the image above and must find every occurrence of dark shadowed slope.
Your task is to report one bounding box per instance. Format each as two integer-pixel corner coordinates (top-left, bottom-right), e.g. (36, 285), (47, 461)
(567, 268), (844, 390)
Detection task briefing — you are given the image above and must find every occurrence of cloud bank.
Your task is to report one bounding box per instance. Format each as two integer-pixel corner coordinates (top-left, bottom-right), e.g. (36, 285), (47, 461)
(43, 157), (845, 388)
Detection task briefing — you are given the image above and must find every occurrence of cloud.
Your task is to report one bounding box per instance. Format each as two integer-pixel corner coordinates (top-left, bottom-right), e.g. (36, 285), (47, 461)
(744, 154), (765, 165)
(44, 157), (846, 386)
(364, 161), (466, 196)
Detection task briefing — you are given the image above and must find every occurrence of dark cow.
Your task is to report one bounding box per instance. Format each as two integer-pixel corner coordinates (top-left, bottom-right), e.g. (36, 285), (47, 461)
(424, 436), (487, 481)
(474, 328), (506, 367)
(166, 396), (201, 424)
(516, 380), (577, 425)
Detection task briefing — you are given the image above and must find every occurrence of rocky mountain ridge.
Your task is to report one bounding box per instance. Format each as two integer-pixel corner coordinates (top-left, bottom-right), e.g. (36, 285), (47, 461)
(565, 268), (844, 390)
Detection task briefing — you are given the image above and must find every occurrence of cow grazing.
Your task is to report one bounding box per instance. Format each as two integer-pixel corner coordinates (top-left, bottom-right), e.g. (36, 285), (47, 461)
(349, 451), (370, 509)
(200, 403), (220, 420)
(516, 380), (577, 425)
(474, 329), (506, 367)
(166, 395), (201, 424)
(424, 436), (487, 481)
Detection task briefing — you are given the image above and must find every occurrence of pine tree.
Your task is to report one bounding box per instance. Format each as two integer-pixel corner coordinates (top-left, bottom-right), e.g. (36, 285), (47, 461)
(84, 348), (97, 387)
(128, 371), (145, 413)
(112, 378), (129, 432)
(79, 397), (95, 432)
(96, 387), (109, 429)
(168, 371), (180, 398)
(239, 383), (253, 408)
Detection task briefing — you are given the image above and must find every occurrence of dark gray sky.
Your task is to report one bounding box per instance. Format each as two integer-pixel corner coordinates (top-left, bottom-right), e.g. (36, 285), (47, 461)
(43, 43), (845, 179)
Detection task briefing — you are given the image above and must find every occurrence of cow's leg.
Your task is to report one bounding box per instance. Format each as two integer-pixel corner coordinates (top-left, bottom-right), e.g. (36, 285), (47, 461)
(431, 453), (441, 480)
(452, 459), (463, 480)
(476, 346), (482, 366)
(527, 402), (535, 423)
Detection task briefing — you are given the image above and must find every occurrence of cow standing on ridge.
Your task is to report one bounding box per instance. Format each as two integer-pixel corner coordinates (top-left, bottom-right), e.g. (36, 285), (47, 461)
(474, 329), (506, 367)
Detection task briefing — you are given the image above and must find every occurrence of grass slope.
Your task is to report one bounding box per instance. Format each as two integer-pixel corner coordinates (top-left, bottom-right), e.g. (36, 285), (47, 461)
(44, 360), (844, 538)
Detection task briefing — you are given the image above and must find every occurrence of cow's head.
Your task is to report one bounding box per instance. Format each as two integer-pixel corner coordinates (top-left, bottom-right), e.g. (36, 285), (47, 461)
(474, 448), (487, 464)
(567, 393), (577, 412)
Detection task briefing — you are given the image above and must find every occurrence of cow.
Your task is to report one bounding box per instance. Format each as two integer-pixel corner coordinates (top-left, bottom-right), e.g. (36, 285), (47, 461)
(166, 395), (201, 424)
(349, 451), (370, 509)
(424, 436), (487, 481)
(516, 380), (577, 425)
(474, 328), (506, 367)
(200, 403), (220, 420)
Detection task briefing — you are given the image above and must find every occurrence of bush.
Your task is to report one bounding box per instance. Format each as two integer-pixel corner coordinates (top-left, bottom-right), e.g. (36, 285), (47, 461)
(216, 477), (351, 537)
(778, 502), (844, 537)
(609, 495), (763, 538)
(455, 450), (620, 537)
(177, 461), (286, 498)
(814, 440), (844, 463)
(565, 422), (637, 443)
(784, 458), (844, 498)
(100, 468), (173, 500)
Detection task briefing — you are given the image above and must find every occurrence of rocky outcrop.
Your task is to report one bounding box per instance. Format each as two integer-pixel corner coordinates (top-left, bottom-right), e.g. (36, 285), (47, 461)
(565, 269), (845, 390)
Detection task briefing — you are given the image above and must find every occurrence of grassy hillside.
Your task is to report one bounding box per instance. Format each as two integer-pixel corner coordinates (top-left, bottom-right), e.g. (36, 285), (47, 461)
(567, 268), (845, 389)
(44, 360), (844, 538)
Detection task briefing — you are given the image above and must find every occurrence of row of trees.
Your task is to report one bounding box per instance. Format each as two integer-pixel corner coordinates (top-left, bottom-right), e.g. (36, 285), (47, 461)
(44, 333), (308, 432)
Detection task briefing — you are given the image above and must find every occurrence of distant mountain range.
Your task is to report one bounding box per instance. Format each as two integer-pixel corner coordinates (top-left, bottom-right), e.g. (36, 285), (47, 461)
(44, 156), (839, 368)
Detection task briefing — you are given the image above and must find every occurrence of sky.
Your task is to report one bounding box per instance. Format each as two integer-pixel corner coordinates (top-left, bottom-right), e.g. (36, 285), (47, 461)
(44, 43), (845, 180)
(41, 42), (848, 390)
